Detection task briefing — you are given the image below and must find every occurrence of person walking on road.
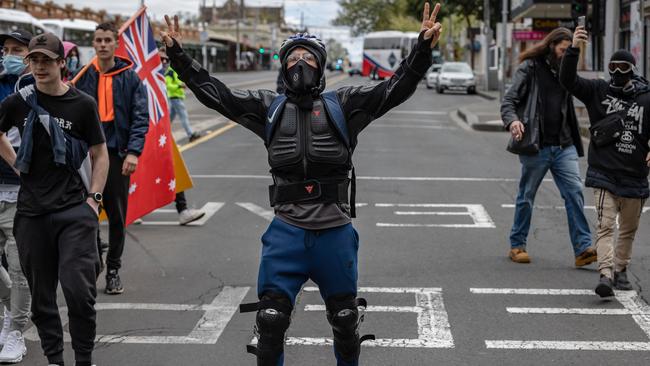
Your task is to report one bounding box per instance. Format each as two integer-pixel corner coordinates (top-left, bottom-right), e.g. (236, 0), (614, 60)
(560, 26), (650, 298)
(161, 2), (442, 365)
(75, 22), (149, 295)
(160, 49), (201, 142)
(159, 48), (205, 225)
(501, 27), (596, 267)
(0, 29), (34, 364)
(0, 32), (109, 366)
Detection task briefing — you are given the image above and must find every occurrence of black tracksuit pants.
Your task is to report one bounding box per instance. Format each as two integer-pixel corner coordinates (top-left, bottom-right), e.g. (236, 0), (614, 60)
(103, 152), (130, 271)
(14, 202), (100, 364)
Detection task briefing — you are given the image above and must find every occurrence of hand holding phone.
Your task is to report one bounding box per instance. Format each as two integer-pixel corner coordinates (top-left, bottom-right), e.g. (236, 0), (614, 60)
(577, 16), (586, 28)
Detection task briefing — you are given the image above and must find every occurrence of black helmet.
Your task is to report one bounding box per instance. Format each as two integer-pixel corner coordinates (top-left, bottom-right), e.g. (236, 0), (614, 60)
(279, 32), (327, 71)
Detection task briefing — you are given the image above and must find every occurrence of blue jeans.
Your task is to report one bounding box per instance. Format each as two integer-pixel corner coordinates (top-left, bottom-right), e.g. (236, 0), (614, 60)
(169, 98), (194, 138)
(509, 145), (592, 255)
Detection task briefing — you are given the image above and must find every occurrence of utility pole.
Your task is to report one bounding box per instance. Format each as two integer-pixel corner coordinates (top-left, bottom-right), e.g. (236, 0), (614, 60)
(140, 0), (145, 7)
(236, 0), (244, 71)
(483, 0), (491, 91)
(499, 0), (508, 99)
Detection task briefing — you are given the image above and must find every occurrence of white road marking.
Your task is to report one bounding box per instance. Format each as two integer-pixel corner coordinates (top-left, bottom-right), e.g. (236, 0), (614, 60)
(506, 308), (643, 315)
(192, 174), (552, 182)
(371, 124), (456, 130)
(288, 286), (454, 348)
(501, 204), (650, 214)
(138, 202), (224, 226)
(236, 202), (275, 221)
(474, 288), (650, 351)
(470, 288), (594, 295)
(24, 286), (250, 344)
(385, 110), (447, 115)
(485, 341), (650, 351)
(376, 204), (495, 228)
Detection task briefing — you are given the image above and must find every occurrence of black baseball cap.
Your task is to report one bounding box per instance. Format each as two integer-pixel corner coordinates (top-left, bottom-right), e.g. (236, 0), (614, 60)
(26, 33), (64, 59)
(0, 29), (33, 47)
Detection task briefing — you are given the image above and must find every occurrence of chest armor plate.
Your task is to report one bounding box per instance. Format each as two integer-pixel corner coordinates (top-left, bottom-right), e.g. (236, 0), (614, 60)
(267, 100), (350, 178)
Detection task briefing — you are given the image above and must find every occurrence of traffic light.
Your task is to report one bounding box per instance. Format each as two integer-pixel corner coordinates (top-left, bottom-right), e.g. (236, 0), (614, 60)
(273, 53), (279, 60)
(571, 0), (588, 19)
(259, 47), (265, 54)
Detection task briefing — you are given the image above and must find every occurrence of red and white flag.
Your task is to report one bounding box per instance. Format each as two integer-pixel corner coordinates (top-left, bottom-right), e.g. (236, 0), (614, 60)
(117, 7), (175, 224)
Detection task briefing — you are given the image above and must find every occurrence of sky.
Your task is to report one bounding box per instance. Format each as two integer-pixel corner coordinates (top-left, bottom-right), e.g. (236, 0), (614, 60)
(63, 0), (363, 61)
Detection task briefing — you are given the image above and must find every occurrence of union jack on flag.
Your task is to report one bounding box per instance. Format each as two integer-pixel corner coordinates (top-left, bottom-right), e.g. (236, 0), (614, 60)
(116, 7), (176, 224)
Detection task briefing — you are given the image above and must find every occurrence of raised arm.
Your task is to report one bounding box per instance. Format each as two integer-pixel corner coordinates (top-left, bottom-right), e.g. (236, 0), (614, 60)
(559, 26), (599, 102)
(161, 15), (273, 140)
(339, 2), (441, 136)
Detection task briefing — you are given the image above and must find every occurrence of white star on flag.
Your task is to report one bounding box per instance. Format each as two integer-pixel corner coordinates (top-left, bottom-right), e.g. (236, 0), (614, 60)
(158, 134), (167, 147)
(168, 179), (176, 192)
(155, 177), (161, 184)
(129, 183), (137, 195)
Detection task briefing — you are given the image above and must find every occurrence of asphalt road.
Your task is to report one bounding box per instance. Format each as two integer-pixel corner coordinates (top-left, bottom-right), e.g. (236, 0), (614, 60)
(21, 71), (650, 365)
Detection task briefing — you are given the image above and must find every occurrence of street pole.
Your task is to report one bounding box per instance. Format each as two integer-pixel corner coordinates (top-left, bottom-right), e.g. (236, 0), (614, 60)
(499, 0), (508, 99)
(483, 0), (491, 91)
(236, 0), (243, 71)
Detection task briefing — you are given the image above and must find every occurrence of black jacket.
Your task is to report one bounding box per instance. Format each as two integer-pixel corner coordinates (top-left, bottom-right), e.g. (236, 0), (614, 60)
(559, 46), (650, 198)
(166, 37), (432, 148)
(501, 57), (584, 157)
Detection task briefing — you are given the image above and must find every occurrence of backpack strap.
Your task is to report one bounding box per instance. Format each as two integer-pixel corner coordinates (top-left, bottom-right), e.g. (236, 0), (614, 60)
(265, 94), (288, 145)
(321, 90), (350, 148)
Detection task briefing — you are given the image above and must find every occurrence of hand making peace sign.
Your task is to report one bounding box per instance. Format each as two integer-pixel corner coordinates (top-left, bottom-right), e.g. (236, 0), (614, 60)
(160, 14), (182, 48)
(421, 2), (443, 49)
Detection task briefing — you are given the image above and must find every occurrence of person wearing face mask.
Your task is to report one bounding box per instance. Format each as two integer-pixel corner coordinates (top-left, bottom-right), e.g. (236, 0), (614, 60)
(63, 41), (82, 81)
(161, 2), (442, 365)
(0, 29), (34, 364)
(560, 26), (650, 298)
(501, 27), (595, 267)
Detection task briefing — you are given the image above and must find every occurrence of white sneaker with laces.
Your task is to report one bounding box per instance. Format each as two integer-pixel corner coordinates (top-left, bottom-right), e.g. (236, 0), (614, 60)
(179, 208), (205, 225)
(0, 330), (26, 363)
(0, 308), (11, 346)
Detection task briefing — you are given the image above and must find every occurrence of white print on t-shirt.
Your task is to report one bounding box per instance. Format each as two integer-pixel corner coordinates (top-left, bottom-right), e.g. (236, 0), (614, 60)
(602, 95), (645, 155)
(20, 116), (73, 131)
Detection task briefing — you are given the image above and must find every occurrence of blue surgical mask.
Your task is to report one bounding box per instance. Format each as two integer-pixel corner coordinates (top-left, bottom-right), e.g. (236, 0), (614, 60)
(66, 56), (79, 72)
(2, 55), (26, 76)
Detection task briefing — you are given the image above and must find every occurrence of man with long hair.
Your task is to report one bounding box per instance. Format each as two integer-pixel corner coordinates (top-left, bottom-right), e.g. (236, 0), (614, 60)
(560, 26), (650, 297)
(501, 28), (596, 266)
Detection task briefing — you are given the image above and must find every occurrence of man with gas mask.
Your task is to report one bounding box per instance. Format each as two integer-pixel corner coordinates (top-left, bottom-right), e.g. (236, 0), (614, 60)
(160, 2), (442, 365)
(560, 26), (650, 298)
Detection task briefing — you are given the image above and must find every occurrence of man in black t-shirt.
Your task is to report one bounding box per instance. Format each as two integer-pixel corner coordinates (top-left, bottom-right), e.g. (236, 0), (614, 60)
(0, 33), (108, 366)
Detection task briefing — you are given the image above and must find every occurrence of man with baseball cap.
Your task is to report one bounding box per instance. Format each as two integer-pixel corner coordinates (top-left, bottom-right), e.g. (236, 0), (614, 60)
(0, 28), (34, 364)
(0, 32), (109, 366)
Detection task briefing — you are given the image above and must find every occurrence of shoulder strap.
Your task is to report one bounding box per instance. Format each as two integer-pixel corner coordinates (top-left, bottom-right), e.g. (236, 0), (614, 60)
(265, 94), (288, 145)
(321, 90), (350, 148)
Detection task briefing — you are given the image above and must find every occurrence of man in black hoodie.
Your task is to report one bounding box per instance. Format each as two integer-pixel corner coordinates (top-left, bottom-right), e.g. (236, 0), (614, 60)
(560, 26), (650, 298)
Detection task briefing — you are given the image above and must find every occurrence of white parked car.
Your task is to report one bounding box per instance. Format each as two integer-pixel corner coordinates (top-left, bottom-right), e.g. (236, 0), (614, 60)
(425, 64), (442, 89)
(436, 62), (476, 94)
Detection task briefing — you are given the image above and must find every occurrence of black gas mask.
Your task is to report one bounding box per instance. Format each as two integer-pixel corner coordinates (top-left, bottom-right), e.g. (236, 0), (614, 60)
(286, 60), (319, 94)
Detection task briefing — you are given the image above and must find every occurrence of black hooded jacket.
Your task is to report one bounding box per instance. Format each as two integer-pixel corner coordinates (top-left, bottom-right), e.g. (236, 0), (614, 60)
(559, 46), (650, 198)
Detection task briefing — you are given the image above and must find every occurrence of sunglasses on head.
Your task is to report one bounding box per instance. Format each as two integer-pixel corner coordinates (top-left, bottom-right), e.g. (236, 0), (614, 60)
(608, 61), (634, 74)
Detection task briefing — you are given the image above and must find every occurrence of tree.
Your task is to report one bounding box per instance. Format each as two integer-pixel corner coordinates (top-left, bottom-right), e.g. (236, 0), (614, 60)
(334, 0), (403, 36)
(327, 39), (347, 61)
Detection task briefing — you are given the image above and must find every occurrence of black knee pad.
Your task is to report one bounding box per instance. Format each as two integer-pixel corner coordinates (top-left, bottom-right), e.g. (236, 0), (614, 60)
(240, 293), (292, 366)
(326, 294), (375, 362)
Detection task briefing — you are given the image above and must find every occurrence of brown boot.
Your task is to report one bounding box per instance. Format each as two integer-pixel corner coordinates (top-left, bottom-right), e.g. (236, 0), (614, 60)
(509, 248), (530, 263)
(575, 247), (597, 267)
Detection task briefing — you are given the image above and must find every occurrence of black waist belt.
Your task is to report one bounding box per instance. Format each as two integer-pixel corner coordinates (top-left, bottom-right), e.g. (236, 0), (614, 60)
(269, 179), (349, 206)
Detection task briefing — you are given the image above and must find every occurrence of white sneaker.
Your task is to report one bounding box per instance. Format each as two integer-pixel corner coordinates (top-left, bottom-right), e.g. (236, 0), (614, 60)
(0, 308), (11, 346)
(179, 208), (205, 225)
(0, 330), (26, 363)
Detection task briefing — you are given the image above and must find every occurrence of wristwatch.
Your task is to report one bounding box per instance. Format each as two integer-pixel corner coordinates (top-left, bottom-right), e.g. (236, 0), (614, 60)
(89, 192), (103, 203)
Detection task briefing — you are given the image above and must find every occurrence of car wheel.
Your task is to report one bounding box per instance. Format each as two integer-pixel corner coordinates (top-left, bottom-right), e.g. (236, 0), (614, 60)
(467, 87), (476, 95)
(437, 86), (444, 94)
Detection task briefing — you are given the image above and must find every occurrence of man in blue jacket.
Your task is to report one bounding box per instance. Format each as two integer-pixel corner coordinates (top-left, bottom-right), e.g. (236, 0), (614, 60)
(75, 22), (149, 295)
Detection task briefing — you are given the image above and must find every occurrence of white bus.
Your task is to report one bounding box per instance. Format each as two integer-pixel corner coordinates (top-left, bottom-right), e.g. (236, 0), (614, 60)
(0, 8), (48, 40)
(42, 19), (97, 64)
(362, 31), (419, 79)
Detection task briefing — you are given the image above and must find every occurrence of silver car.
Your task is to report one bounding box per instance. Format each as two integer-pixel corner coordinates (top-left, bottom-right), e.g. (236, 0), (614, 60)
(436, 62), (476, 94)
(425, 64), (442, 89)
